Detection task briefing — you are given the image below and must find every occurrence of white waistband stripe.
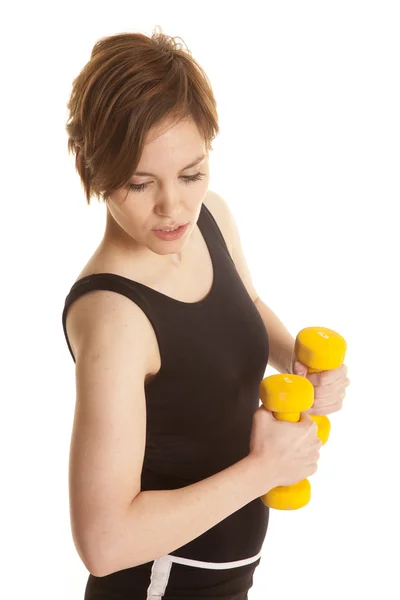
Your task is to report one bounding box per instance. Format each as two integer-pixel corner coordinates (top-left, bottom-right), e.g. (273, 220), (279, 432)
(146, 551), (263, 598)
(168, 550), (262, 570)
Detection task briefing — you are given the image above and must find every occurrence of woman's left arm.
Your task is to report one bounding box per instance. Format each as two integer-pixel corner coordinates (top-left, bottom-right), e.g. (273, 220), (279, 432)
(253, 297), (295, 374)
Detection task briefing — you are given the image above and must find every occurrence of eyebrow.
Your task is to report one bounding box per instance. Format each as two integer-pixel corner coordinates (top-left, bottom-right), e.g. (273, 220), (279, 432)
(133, 154), (206, 177)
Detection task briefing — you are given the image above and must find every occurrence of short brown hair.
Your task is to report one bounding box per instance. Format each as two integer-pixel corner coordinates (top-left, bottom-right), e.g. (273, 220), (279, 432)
(65, 26), (219, 205)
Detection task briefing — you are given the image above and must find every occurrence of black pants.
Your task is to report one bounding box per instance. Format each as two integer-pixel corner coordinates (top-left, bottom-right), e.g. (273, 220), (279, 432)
(84, 551), (262, 599)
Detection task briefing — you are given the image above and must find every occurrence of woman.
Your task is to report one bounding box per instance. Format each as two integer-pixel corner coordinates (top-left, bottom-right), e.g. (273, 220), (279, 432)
(62, 26), (322, 599)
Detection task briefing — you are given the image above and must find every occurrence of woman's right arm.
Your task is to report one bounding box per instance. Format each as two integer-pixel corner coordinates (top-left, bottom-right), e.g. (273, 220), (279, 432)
(106, 451), (265, 576)
(66, 290), (269, 578)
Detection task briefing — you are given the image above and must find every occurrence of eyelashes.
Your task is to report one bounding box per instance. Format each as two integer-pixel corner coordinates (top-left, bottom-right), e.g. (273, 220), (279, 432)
(129, 171), (206, 193)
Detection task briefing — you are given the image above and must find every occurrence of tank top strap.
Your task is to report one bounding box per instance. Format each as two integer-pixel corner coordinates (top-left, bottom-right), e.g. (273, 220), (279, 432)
(199, 202), (233, 264)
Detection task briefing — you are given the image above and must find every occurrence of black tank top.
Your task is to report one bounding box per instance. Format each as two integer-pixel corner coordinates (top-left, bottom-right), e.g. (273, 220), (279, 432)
(62, 202), (270, 563)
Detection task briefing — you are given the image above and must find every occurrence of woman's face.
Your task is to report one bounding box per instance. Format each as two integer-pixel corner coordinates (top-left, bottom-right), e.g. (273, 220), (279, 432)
(105, 116), (210, 259)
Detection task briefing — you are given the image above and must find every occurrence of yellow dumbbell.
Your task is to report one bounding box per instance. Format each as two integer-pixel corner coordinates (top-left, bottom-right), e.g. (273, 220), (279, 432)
(259, 326), (347, 510)
(259, 373), (315, 510)
(295, 327), (347, 445)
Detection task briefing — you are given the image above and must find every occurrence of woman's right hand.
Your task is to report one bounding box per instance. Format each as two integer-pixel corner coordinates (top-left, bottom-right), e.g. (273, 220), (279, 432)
(249, 405), (322, 493)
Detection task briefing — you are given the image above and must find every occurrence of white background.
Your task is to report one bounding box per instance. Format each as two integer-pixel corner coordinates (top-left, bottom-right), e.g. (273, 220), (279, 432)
(1, 1), (399, 598)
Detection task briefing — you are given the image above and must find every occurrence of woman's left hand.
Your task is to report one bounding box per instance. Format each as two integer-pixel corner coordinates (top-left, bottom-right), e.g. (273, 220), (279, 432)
(290, 354), (350, 416)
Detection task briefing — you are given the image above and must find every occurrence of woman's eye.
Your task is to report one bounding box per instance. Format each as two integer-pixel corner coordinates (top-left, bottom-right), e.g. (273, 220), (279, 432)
(129, 172), (206, 193)
(129, 182), (147, 192)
